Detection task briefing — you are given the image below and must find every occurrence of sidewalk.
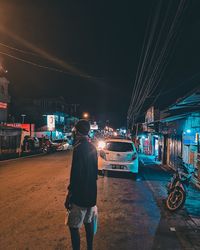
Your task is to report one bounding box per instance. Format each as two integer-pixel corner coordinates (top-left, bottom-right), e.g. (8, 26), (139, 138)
(139, 153), (200, 188)
(139, 154), (200, 228)
(139, 153), (162, 166)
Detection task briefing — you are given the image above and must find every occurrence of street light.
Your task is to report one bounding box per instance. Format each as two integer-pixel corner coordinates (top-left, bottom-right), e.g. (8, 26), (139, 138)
(83, 112), (89, 119)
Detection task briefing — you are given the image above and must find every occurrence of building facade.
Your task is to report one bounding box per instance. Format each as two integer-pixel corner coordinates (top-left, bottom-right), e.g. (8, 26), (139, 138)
(11, 97), (80, 139)
(160, 88), (200, 182)
(0, 77), (10, 122)
(135, 88), (200, 183)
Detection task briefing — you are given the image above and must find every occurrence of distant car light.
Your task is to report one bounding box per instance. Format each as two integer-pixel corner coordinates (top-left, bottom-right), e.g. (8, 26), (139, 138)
(98, 140), (106, 149)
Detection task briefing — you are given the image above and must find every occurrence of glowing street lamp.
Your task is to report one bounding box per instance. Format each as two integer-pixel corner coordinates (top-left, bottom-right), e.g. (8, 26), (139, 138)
(83, 112), (89, 119)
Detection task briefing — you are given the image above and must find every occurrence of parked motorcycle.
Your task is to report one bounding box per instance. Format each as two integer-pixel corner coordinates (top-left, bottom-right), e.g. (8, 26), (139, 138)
(40, 139), (57, 153)
(166, 157), (195, 212)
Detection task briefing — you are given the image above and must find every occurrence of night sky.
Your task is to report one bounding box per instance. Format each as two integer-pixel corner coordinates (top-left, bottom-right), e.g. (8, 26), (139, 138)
(0, 0), (200, 127)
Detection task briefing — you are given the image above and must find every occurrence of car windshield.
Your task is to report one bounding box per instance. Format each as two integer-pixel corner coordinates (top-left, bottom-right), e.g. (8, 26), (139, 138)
(106, 142), (133, 152)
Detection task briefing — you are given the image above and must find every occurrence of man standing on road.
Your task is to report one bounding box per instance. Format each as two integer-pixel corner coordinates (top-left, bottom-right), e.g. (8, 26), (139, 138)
(65, 119), (98, 250)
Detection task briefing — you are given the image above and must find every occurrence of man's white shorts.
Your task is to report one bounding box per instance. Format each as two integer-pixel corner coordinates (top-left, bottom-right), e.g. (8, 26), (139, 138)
(68, 203), (95, 228)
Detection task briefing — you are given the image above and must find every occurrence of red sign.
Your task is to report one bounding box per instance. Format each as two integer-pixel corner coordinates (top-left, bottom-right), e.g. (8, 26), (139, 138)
(5, 123), (35, 132)
(0, 102), (7, 109)
(6, 123), (21, 128)
(21, 124), (31, 132)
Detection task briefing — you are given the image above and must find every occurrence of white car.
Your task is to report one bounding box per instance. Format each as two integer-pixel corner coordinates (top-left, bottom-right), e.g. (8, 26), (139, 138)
(98, 139), (139, 174)
(52, 139), (70, 151)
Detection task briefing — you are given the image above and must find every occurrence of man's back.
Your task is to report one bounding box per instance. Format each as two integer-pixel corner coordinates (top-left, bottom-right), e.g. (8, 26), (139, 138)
(69, 137), (98, 207)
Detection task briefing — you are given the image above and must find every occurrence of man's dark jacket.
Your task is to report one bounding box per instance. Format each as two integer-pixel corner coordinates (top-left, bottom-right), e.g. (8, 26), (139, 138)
(68, 137), (98, 207)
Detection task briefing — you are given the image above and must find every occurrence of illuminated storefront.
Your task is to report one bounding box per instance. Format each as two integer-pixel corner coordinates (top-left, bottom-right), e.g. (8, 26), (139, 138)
(160, 88), (200, 182)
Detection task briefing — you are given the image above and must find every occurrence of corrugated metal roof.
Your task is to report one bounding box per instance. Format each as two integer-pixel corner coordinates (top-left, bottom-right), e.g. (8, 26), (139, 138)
(169, 89), (200, 110)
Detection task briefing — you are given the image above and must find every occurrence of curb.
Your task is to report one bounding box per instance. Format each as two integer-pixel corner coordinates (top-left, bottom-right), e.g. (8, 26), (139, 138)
(0, 152), (45, 163)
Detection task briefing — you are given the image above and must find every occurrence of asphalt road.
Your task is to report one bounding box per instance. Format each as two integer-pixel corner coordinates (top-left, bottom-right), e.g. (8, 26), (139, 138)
(0, 151), (199, 250)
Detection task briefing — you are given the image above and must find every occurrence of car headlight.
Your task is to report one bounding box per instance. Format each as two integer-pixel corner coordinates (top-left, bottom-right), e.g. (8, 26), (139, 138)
(98, 140), (106, 149)
(113, 132), (118, 136)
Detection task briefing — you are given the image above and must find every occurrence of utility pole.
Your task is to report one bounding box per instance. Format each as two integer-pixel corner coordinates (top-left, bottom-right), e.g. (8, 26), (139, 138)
(135, 123), (139, 138)
(71, 104), (80, 117)
(21, 114), (26, 124)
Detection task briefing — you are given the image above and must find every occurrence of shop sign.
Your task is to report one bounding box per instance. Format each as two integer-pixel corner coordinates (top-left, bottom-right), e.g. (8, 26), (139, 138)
(6, 123), (21, 128)
(145, 106), (154, 123)
(0, 102), (7, 109)
(90, 123), (98, 130)
(183, 133), (196, 145)
(4, 123), (34, 132)
(191, 116), (200, 128)
(47, 115), (55, 131)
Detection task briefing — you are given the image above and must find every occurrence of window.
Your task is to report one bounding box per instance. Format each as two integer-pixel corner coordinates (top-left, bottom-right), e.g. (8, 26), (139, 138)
(106, 142), (134, 152)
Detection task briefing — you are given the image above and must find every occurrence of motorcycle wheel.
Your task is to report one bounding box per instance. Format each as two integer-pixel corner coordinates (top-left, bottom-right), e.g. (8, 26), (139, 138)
(166, 187), (186, 212)
(42, 146), (48, 153)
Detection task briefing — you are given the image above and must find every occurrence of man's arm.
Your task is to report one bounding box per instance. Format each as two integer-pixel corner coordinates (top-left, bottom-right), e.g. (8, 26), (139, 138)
(65, 147), (78, 209)
(68, 147), (79, 192)
(94, 148), (98, 180)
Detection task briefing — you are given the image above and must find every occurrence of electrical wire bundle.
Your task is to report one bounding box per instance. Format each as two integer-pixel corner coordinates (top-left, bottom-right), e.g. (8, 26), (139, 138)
(127, 0), (188, 128)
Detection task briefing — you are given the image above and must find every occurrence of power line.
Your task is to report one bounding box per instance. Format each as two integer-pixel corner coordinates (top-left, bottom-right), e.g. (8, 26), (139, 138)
(0, 41), (39, 57)
(0, 51), (72, 74)
(132, 0), (173, 111)
(0, 27), (101, 81)
(128, 1), (162, 118)
(128, 0), (163, 118)
(0, 41), (92, 67)
(127, 0), (188, 126)
(0, 50), (104, 82)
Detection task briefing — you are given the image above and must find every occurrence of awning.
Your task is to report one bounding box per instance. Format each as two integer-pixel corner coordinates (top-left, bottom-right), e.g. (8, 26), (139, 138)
(169, 88), (200, 110)
(160, 113), (189, 123)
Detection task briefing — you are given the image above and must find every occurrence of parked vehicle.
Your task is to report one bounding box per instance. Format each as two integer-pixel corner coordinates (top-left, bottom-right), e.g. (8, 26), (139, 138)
(98, 138), (139, 174)
(22, 136), (40, 152)
(39, 138), (57, 153)
(32, 137), (40, 149)
(166, 156), (195, 212)
(65, 135), (73, 145)
(52, 139), (70, 151)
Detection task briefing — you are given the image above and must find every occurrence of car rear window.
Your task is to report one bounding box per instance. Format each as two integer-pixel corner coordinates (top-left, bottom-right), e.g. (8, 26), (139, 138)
(106, 142), (133, 152)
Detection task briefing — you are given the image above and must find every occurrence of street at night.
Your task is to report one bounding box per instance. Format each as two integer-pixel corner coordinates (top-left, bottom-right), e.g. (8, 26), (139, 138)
(0, 1), (200, 249)
(0, 152), (199, 250)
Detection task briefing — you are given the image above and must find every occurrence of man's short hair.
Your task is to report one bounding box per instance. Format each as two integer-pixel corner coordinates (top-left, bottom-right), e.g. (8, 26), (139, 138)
(75, 119), (90, 135)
